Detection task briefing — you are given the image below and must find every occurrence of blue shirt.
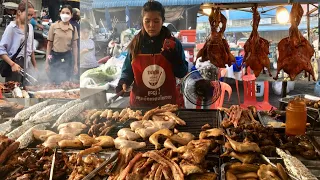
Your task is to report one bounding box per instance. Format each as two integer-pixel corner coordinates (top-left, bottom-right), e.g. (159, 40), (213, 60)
(30, 18), (37, 29)
(0, 21), (34, 59)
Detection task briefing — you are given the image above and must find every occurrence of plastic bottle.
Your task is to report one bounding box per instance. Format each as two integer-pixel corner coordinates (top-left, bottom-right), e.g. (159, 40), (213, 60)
(285, 98), (307, 136)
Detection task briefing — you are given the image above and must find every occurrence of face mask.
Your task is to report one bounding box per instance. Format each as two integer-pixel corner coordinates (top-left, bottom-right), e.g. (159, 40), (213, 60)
(60, 14), (71, 22)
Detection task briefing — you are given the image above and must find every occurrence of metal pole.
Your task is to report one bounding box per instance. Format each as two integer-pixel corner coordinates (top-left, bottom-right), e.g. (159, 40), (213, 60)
(307, 4), (310, 42)
(23, 0), (28, 86)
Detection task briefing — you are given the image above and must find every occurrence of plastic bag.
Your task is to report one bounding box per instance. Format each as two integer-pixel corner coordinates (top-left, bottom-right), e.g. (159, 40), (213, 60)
(272, 81), (295, 95)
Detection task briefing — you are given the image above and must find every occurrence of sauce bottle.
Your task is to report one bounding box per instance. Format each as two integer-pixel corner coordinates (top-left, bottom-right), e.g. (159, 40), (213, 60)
(285, 98), (307, 136)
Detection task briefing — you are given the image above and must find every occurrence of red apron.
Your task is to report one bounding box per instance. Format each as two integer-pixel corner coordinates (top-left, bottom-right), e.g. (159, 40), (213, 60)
(130, 53), (178, 108)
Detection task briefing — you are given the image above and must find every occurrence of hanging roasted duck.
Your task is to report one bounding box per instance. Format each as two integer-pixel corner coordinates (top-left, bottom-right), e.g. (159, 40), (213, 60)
(196, 7), (235, 68)
(274, 3), (315, 81)
(243, 5), (272, 77)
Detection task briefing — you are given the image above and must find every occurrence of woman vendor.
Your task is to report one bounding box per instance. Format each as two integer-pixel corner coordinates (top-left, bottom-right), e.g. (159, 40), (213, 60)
(116, 0), (188, 108)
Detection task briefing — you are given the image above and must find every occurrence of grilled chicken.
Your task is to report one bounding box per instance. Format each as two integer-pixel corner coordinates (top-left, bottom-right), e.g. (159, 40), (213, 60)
(149, 129), (173, 149)
(179, 159), (204, 176)
(181, 139), (213, 164)
(93, 136), (114, 147)
(199, 128), (224, 139)
(57, 122), (87, 131)
(32, 129), (56, 141)
(78, 134), (97, 146)
(169, 132), (195, 145)
(226, 135), (261, 153)
(114, 137), (146, 150)
(117, 128), (141, 141)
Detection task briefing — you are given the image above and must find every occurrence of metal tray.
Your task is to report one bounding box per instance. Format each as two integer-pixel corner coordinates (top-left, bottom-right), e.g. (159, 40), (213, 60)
(220, 160), (284, 180)
(104, 109), (221, 155)
(258, 111), (285, 129)
(279, 94), (320, 112)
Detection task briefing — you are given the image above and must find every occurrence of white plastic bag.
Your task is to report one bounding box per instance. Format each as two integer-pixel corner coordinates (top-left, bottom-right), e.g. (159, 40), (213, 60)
(272, 81), (295, 95)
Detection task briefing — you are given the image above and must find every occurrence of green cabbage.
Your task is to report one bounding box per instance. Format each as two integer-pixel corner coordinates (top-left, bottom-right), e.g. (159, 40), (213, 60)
(80, 65), (119, 84)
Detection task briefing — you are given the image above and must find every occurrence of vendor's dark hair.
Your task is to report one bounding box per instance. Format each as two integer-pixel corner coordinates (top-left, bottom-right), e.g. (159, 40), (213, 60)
(127, 0), (172, 59)
(80, 20), (91, 31)
(60, 5), (73, 14)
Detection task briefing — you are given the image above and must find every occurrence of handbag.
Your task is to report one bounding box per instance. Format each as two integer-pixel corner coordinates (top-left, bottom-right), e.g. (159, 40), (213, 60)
(0, 26), (29, 77)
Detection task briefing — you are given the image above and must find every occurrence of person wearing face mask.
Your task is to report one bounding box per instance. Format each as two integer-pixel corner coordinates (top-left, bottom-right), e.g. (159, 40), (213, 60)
(116, 1), (188, 108)
(0, 1), (37, 84)
(46, 5), (79, 84)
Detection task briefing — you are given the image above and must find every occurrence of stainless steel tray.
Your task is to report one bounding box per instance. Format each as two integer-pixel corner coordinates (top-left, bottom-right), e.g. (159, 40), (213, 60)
(221, 160), (320, 180)
(279, 94), (320, 112)
(258, 111), (285, 129)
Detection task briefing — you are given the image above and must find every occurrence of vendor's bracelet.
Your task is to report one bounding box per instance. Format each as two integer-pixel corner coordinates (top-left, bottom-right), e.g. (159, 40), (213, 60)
(10, 63), (15, 67)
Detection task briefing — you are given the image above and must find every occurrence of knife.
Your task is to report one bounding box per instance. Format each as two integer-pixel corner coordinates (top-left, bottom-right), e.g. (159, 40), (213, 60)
(82, 150), (119, 180)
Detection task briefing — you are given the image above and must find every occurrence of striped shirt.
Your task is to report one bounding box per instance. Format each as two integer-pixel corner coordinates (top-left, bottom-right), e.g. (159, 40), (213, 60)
(0, 21), (34, 68)
(80, 38), (98, 68)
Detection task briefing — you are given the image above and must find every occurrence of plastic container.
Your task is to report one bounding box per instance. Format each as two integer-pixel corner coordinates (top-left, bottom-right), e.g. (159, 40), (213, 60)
(315, 81), (320, 97)
(232, 56), (243, 72)
(285, 98), (307, 136)
(255, 81), (264, 97)
(179, 30), (196, 42)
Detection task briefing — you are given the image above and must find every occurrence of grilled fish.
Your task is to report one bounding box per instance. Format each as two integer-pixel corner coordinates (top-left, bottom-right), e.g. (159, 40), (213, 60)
(6, 123), (35, 140)
(27, 99), (82, 125)
(50, 99), (82, 117)
(276, 148), (317, 180)
(30, 104), (61, 121)
(17, 123), (49, 149)
(52, 102), (86, 128)
(13, 100), (51, 121)
(0, 120), (14, 135)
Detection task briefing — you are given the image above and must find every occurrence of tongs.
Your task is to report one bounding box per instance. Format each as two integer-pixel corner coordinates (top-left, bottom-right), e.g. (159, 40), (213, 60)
(260, 154), (299, 180)
(19, 69), (38, 85)
(49, 148), (57, 180)
(104, 87), (131, 107)
(82, 150), (119, 180)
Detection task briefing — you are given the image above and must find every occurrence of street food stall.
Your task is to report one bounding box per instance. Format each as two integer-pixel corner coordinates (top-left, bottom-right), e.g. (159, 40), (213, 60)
(1, 0), (320, 180)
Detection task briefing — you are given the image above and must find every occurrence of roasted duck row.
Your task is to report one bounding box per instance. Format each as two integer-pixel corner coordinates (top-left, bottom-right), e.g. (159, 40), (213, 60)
(197, 7), (235, 68)
(274, 3), (315, 81)
(243, 5), (272, 77)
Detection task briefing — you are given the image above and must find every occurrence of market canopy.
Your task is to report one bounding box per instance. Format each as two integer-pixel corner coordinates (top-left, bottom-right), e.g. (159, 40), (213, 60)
(93, 0), (319, 8)
(81, 0), (93, 12)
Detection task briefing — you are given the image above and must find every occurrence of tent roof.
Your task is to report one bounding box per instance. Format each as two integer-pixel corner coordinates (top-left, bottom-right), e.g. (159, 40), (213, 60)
(93, 0), (319, 8)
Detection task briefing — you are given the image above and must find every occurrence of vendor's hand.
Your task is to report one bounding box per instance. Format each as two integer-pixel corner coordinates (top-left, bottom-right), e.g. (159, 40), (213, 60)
(73, 65), (78, 75)
(81, 49), (89, 54)
(161, 48), (182, 66)
(116, 79), (130, 95)
(122, 84), (128, 92)
(11, 63), (21, 72)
